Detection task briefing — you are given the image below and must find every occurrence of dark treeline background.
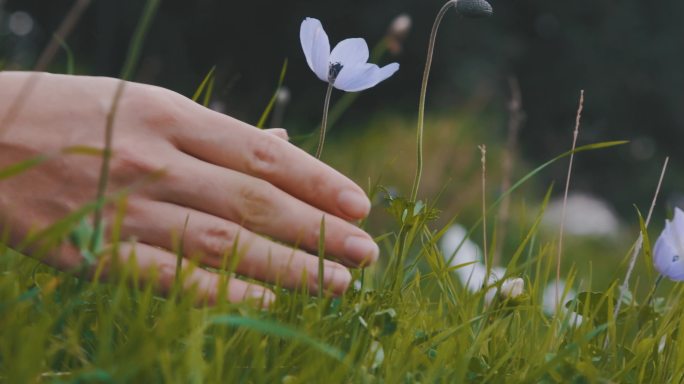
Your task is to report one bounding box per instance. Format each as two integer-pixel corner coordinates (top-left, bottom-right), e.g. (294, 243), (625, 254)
(1, 0), (683, 216)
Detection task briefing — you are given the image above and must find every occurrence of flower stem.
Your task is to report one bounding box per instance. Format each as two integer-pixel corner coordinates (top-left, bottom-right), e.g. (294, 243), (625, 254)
(410, 0), (456, 202)
(555, 90), (584, 311)
(316, 82), (334, 159)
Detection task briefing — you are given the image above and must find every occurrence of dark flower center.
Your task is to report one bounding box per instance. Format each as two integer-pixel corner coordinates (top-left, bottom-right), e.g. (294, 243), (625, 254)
(673, 255), (680, 263)
(328, 62), (344, 83)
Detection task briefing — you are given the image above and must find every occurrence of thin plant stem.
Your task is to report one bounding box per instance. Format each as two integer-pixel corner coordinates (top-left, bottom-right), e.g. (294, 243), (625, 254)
(34, 0), (92, 72)
(478, 144), (488, 273)
(494, 77), (524, 266)
(645, 274), (664, 307)
(90, 80), (126, 252)
(90, 0), (160, 252)
(316, 82), (334, 159)
(318, 215), (326, 298)
(613, 157), (669, 319)
(555, 90), (584, 310)
(410, 0), (456, 202)
(120, 0), (161, 81)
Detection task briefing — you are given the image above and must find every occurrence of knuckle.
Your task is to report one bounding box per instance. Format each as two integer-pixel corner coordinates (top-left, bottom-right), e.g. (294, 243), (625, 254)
(156, 259), (178, 281)
(127, 84), (183, 133)
(237, 181), (276, 228)
(197, 222), (240, 258)
(110, 144), (162, 177)
(246, 134), (282, 177)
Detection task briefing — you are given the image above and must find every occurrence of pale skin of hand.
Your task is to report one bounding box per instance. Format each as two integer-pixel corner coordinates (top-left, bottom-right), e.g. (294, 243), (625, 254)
(0, 72), (379, 306)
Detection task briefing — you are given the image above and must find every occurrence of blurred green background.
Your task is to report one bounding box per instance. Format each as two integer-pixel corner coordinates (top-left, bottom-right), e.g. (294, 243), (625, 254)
(1, 0), (682, 222)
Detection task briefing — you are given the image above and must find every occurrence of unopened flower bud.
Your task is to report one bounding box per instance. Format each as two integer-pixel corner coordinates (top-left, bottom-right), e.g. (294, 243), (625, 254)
(500, 277), (524, 299)
(386, 14), (413, 55)
(454, 0), (493, 18)
(389, 14), (412, 38)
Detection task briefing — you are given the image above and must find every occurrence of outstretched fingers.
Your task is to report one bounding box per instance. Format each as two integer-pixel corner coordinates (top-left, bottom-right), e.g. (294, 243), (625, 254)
(170, 108), (371, 221)
(121, 200), (353, 295)
(113, 242), (276, 306)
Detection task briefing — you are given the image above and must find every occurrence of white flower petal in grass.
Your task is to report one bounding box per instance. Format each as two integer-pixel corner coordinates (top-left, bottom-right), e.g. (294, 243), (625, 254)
(467, 264), (488, 293)
(542, 280), (577, 315)
(300, 18), (330, 81)
(440, 224), (482, 284)
(654, 208), (684, 281)
(369, 340), (384, 370)
(481, 266), (507, 304)
(300, 17), (399, 92)
(500, 278), (524, 299)
(565, 312), (584, 327)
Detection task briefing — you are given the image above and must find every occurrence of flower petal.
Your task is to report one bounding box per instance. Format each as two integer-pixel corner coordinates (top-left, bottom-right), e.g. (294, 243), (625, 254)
(300, 18), (330, 81)
(333, 62), (399, 92)
(653, 222), (682, 279)
(329, 38), (369, 68)
(673, 207), (684, 233)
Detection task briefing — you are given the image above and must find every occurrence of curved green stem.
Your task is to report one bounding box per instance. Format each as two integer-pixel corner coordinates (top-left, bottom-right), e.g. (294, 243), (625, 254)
(315, 82), (334, 159)
(410, 0), (456, 202)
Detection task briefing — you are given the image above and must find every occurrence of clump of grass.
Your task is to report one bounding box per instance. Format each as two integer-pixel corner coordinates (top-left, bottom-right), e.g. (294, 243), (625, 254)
(3, 127), (678, 382)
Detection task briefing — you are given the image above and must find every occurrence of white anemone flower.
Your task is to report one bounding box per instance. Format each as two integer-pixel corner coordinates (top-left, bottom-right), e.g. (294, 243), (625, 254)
(653, 207), (684, 281)
(300, 17), (400, 92)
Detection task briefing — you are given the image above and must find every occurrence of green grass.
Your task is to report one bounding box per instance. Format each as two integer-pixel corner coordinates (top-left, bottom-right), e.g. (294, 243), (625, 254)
(1, 118), (683, 382)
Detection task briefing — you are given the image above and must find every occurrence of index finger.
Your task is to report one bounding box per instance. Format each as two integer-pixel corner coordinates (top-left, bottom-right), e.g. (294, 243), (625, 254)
(170, 103), (371, 221)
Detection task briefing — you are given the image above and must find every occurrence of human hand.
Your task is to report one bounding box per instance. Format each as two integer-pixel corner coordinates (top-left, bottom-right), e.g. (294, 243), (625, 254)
(0, 72), (379, 306)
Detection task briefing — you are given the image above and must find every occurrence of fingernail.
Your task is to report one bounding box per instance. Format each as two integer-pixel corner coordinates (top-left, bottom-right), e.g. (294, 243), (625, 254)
(337, 190), (371, 219)
(246, 287), (276, 307)
(323, 264), (352, 295)
(344, 236), (379, 265)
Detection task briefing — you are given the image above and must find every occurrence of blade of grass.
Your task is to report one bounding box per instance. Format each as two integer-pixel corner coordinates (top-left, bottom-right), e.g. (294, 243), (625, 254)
(256, 59), (288, 128)
(91, 0), (161, 252)
(208, 315), (346, 363)
(318, 215), (326, 298)
(191, 66), (216, 104)
(119, 0), (160, 81)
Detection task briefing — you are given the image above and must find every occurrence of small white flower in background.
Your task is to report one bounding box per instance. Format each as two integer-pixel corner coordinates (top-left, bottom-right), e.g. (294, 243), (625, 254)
(471, 265), (506, 304)
(500, 277), (525, 299)
(653, 207), (684, 281)
(440, 224), (483, 289)
(542, 280), (577, 315)
(542, 193), (620, 238)
(565, 312), (584, 327)
(386, 13), (412, 55)
(541, 280), (583, 326)
(439, 225), (525, 303)
(300, 18), (400, 92)
(353, 279), (362, 292)
(389, 13), (412, 37)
